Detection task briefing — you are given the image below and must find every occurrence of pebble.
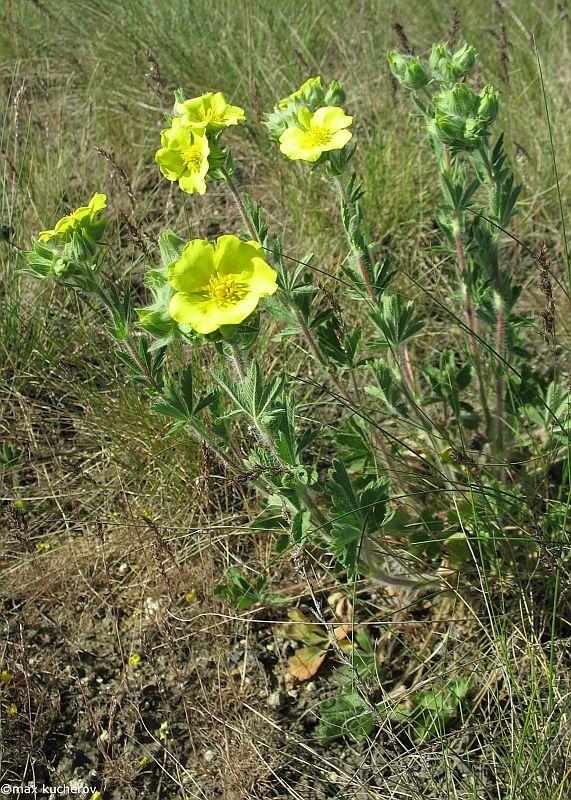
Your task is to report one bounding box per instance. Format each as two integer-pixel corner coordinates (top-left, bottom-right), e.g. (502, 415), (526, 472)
(267, 690), (283, 708)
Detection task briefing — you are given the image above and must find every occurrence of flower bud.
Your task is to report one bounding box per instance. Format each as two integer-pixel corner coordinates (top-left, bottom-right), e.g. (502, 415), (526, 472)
(434, 84), (480, 119)
(477, 84), (499, 126)
(277, 76), (324, 111)
(387, 50), (429, 90)
(323, 80), (346, 106)
(452, 44), (476, 77)
(430, 42), (478, 84)
(430, 85), (491, 151)
(429, 44), (452, 81)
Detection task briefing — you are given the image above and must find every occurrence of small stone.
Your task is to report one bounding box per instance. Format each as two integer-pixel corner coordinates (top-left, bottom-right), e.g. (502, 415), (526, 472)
(203, 749), (216, 763)
(267, 690), (283, 709)
(144, 596), (162, 618)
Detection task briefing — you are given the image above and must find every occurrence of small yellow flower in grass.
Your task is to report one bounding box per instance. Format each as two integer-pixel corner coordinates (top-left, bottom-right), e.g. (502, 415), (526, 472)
(35, 542), (51, 553)
(1, 670), (13, 685)
(185, 590), (196, 603)
(129, 653), (141, 667)
(39, 193), (107, 242)
(176, 91), (245, 132)
(168, 235), (278, 335)
(155, 117), (210, 195)
(5, 703), (17, 717)
(279, 106), (353, 162)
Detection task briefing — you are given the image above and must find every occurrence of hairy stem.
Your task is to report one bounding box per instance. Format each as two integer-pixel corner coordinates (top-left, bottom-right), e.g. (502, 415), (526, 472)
(335, 175), (378, 302)
(443, 146), (491, 436)
(479, 146), (505, 457)
(228, 342), (249, 381)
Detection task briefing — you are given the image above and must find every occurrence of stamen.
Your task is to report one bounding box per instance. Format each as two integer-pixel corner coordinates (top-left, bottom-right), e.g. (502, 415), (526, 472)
(308, 124), (333, 147)
(206, 274), (247, 307)
(181, 145), (203, 171)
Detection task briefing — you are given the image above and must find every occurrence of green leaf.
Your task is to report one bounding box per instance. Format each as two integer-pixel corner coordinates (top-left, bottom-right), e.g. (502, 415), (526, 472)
(180, 364), (193, 415)
(212, 362), (285, 437)
(316, 692), (374, 743)
(158, 229), (186, 268)
(369, 294), (424, 346)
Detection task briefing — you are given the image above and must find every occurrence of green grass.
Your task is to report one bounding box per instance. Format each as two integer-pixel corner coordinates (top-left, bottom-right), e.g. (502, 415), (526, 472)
(1, 1), (571, 799)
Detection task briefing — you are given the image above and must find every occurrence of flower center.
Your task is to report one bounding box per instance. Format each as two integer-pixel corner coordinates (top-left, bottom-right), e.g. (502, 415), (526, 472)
(202, 107), (222, 123)
(308, 124), (333, 147)
(206, 273), (247, 307)
(181, 144), (204, 172)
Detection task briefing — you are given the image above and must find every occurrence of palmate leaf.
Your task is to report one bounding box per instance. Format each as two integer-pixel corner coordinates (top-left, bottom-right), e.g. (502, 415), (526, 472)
(158, 229), (186, 268)
(317, 319), (362, 368)
(275, 394), (319, 474)
(212, 361), (285, 435)
(151, 364), (217, 426)
(328, 461), (390, 576)
(316, 692), (375, 743)
(369, 294), (424, 345)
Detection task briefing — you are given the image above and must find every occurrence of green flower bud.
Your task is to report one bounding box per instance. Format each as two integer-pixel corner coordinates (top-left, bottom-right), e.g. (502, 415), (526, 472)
(387, 50), (429, 90)
(430, 42), (477, 84)
(477, 84), (499, 126)
(429, 43), (452, 81)
(429, 112), (466, 147)
(452, 44), (476, 77)
(323, 80), (346, 106)
(430, 85), (493, 151)
(263, 107), (299, 141)
(434, 85), (480, 119)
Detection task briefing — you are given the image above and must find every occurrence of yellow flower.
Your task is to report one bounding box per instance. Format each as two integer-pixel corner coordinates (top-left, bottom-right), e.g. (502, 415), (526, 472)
(168, 235), (278, 335)
(39, 194), (107, 242)
(278, 76), (322, 110)
(279, 106), (353, 162)
(129, 653), (141, 667)
(155, 117), (210, 195)
(1, 670), (13, 685)
(5, 703), (17, 717)
(176, 91), (245, 132)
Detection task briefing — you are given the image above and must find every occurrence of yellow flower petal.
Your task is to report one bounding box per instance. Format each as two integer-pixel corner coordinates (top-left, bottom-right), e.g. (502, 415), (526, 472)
(166, 235), (278, 335)
(279, 127), (323, 162)
(169, 294), (221, 333)
(168, 239), (215, 292)
(246, 258), (281, 296)
(176, 91), (245, 132)
(312, 106), (353, 132)
(278, 106), (353, 162)
(213, 235), (265, 275)
(39, 194), (108, 242)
